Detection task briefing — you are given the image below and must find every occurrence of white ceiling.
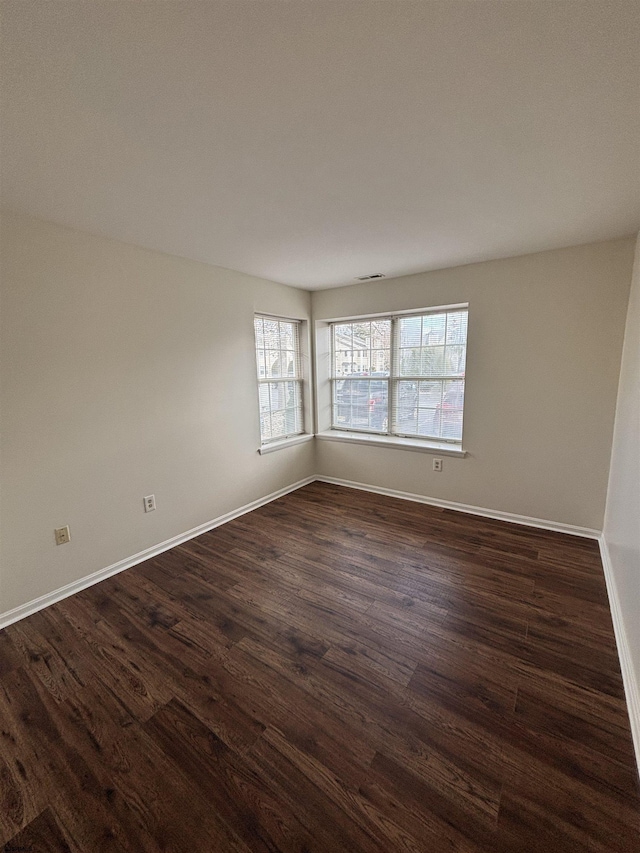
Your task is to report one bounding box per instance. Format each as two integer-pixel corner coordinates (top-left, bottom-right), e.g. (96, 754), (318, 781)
(2, 1), (639, 290)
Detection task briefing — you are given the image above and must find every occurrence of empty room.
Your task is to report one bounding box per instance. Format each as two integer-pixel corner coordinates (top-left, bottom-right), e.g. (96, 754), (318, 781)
(1, 1), (639, 851)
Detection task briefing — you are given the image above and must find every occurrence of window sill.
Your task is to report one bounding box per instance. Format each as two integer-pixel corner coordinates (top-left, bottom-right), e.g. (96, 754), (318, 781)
(316, 430), (467, 457)
(258, 434), (314, 455)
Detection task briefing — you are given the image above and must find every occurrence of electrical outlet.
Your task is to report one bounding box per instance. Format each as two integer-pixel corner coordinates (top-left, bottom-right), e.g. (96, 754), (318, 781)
(433, 458), (443, 472)
(55, 525), (71, 545)
(144, 494), (156, 513)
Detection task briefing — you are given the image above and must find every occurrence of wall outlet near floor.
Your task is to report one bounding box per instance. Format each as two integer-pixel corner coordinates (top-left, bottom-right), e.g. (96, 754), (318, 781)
(54, 525), (71, 545)
(433, 458), (443, 472)
(144, 494), (156, 513)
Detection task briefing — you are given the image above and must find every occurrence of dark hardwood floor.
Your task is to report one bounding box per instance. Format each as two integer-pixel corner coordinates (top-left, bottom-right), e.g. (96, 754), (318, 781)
(1, 481), (638, 852)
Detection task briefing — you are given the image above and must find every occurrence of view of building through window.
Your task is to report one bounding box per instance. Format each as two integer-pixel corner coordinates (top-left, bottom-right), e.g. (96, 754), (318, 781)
(331, 308), (468, 442)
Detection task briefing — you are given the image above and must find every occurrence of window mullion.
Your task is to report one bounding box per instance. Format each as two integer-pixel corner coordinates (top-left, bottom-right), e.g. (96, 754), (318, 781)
(389, 317), (397, 436)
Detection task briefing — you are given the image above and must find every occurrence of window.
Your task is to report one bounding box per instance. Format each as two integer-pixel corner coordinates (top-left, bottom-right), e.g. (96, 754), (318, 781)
(331, 307), (468, 443)
(254, 316), (304, 444)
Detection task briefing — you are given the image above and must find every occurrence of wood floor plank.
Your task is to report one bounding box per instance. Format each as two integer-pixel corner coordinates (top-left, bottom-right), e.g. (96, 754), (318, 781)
(143, 698), (300, 853)
(0, 481), (638, 851)
(4, 807), (74, 852)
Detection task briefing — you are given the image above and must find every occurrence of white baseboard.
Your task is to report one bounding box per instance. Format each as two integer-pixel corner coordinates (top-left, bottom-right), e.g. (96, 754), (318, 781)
(0, 474), (599, 633)
(598, 536), (640, 775)
(0, 476), (316, 631)
(315, 476), (601, 539)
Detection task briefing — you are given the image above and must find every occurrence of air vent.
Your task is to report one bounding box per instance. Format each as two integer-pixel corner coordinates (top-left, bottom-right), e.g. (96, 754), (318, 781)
(355, 273), (385, 281)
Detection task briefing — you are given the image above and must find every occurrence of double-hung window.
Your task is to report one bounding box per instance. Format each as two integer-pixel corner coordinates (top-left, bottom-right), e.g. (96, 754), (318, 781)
(254, 315), (304, 444)
(331, 306), (468, 444)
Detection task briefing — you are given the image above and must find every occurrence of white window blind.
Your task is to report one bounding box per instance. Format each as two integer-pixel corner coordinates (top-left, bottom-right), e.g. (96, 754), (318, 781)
(254, 316), (304, 443)
(331, 307), (468, 443)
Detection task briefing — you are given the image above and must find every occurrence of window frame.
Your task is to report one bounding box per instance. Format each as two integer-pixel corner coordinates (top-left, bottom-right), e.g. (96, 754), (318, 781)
(254, 314), (305, 446)
(329, 305), (468, 445)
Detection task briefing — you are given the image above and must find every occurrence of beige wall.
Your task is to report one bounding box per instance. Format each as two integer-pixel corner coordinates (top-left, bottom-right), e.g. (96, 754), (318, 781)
(313, 239), (635, 530)
(0, 212), (314, 615)
(603, 233), (640, 704)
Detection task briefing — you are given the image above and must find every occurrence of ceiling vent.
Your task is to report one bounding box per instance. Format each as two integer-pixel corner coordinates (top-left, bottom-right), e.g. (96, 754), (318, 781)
(355, 273), (385, 281)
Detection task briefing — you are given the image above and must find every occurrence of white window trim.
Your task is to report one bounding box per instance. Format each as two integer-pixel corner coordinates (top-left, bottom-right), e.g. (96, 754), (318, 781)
(254, 313), (316, 452)
(316, 430), (466, 456)
(258, 433), (314, 455)
(327, 304), (468, 447)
